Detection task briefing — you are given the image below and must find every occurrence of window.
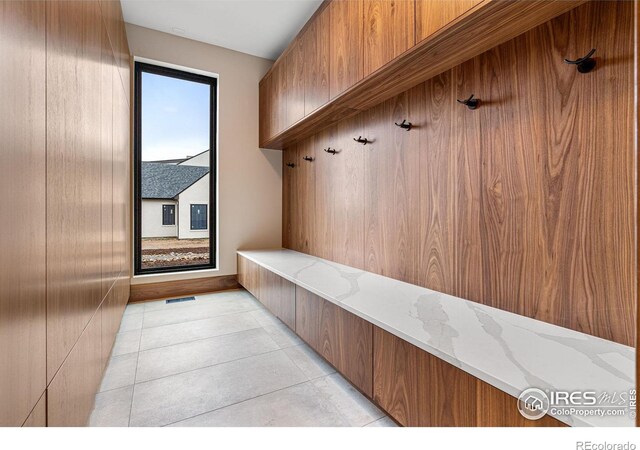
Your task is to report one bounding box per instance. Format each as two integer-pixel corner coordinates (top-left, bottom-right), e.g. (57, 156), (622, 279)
(162, 204), (175, 225)
(134, 61), (217, 275)
(190, 204), (208, 230)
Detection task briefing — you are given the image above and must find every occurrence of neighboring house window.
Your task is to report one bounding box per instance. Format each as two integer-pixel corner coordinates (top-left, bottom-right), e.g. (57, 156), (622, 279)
(162, 205), (175, 225)
(190, 204), (207, 230)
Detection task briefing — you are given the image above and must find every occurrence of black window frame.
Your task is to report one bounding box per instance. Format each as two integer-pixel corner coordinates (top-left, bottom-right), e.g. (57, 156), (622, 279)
(134, 61), (217, 275)
(190, 204), (208, 230)
(162, 204), (176, 226)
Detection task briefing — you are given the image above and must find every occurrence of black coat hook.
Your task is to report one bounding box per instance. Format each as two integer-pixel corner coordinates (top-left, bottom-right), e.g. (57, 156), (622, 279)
(457, 94), (480, 110)
(564, 48), (596, 73)
(394, 119), (412, 131)
(324, 147), (338, 155)
(353, 136), (369, 145)
(286, 163), (296, 168)
(303, 156), (314, 162)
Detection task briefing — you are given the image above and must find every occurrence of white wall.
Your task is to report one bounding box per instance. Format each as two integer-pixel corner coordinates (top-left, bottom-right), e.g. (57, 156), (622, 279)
(141, 199), (177, 238)
(127, 24), (282, 284)
(177, 174), (210, 239)
(179, 150), (209, 167)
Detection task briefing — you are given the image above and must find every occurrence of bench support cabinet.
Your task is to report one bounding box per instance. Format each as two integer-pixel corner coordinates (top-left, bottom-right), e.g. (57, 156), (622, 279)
(373, 327), (564, 427)
(295, 286), (373, 396)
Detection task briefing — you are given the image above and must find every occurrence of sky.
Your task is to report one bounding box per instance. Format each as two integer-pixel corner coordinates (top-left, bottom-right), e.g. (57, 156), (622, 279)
(141, 72), (211, 162)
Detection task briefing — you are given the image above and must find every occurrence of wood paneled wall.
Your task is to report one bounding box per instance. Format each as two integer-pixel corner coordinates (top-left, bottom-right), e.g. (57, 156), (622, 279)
(0, 0), (131, 427)
(0, 0), (47, 427)
(283, 1), (636, 347)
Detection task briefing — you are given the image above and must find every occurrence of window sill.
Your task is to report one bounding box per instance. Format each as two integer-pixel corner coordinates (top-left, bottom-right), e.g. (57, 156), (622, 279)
(131, 267), (220, 285)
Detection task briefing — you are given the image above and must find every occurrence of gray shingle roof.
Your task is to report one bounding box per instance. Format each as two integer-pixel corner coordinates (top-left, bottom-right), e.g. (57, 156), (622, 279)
(141, 162), (209, 199)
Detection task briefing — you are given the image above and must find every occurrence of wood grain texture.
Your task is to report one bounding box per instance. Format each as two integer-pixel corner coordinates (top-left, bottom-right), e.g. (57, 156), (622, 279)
(282, 145), (297, 247)
(364, 93), (420, 285)
(373, 326), (420, 426)
(237, 255), (261, 299)
(0, 0), (47, 427)
(259, 74), (272, 146)
(260, 267), (296, 330)
(46, 0), (103, 384)
(374, 327), (565, 426)
(363, 0), (415, 76)
(290, 140), (317, 254)
(284, 1), (636, 346)
(47, 309), (102, 427)
(22, 392), (47, 427)
(415, 0), (484, 43)
(295, 286), (373, 396)
(260, 0), (586, 149)
(129, 275), (239, 303)
(314, 116), (365, 267)
(285, 37), (305, 126)
(329, 0), (364, 99)
(303, 5), (330, 115)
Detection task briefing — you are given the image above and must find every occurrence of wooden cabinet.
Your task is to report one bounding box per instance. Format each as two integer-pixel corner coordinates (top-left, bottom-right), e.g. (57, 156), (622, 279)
(415, 0), (483, 42)
(329, 0), (363, 99)
(0, 0), (47, 427)
(373, 327), (564, 426)
(23, 393), (47, 427)
(295, 286), (373, 396)
(260, 268), (296, 329)
(238, 255), (295, 329)
(237, 254), (261, 299)
(302, 5), (330, 115)
(285, 38), (305, 126)
(363, 0), (415, 76)
(258, 73), (273, 146)
(290, 141), (316, 254)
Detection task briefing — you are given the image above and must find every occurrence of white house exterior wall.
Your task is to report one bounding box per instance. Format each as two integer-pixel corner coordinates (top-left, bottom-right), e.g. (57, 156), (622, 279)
(178, 174), (209, 239)
(179, 151), (209, 167)
(142, 199), (178, 238)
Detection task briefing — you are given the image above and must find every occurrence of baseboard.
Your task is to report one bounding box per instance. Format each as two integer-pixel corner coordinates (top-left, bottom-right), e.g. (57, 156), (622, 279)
(129, 274), (240, 303)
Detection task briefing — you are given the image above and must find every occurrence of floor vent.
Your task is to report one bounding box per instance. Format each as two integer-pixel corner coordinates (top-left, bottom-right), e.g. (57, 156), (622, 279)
(165, 296), (196, 304)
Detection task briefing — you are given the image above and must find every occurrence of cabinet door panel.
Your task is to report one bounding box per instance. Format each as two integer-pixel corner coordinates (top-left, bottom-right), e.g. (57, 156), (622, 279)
(303, 6), (330, 115)
(416, 0), (483, 43)
(0, 0), (47, 427)
(329, 0), (364, 99)
(285, 38), (305, 126)
(296, 286), (372, 396)
(260, 268), (295, 330)
(258, 74), (272, 144)
(363, 0), (415, 76)
(237, 255), (260, 299)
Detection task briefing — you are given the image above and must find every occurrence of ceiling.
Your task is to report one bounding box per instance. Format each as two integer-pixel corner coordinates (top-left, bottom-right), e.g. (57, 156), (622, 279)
(121, 0), (323, 60)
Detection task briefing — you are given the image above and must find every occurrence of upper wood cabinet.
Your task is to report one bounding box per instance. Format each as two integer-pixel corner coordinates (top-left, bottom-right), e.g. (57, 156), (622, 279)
(363, 0), (415, 76)
(285, 38), (305, 126)
(415, 0), (484, 42)
(329, 0), (364, 99)
(302, 5), (330, 115)
(258, 0), (586, 149)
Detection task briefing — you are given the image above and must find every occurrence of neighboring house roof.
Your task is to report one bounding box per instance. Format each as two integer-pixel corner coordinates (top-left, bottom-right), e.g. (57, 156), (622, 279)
(141, 162), (209, 199)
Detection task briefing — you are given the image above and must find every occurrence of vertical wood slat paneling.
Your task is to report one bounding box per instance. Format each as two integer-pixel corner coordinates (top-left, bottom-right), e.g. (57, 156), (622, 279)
(0, 0), (47, 427)
(22, 392), (47, 427)
(283, 1), (636, 346)
(363, 0), (415, 77)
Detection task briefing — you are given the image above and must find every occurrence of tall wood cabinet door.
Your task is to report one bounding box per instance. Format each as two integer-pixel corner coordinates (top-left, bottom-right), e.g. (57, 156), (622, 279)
(258, 73), (272, 145)
(303, 6), (330, 115)
(329, 0), (364, 99)
(285, 39), (305, 126)
(269, 62), (286, 136)
(0, 0), (47, 427)
(363, 0), (415, 77)
(415, 0), (483, 42)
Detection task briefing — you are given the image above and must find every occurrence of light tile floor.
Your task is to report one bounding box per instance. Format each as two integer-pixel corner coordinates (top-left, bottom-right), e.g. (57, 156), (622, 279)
(89, 289), (397, 427)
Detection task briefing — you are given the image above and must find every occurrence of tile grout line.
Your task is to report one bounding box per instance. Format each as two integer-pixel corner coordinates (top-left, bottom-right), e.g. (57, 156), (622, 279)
(160, 378), (315, 427)
(139, 306), (265, 331)
(127, 307), (145, 427)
